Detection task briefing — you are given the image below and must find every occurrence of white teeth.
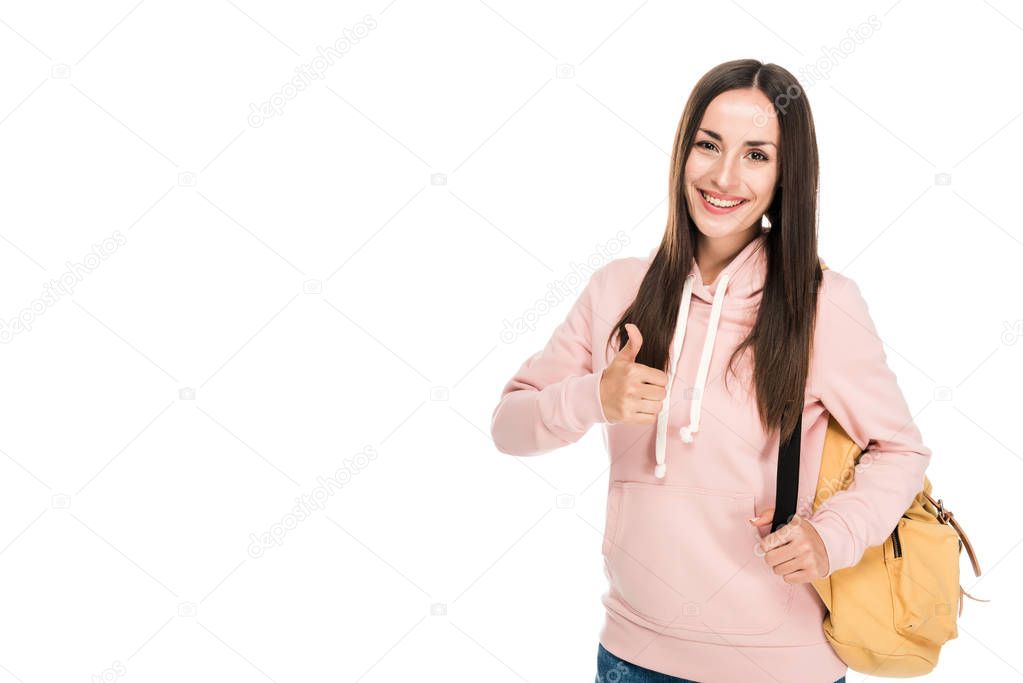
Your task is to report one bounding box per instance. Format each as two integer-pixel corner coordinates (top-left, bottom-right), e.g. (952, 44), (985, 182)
(700, 190), (746, 208)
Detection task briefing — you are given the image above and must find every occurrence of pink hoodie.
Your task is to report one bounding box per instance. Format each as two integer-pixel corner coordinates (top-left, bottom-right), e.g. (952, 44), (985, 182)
(490, 233), (932, 683)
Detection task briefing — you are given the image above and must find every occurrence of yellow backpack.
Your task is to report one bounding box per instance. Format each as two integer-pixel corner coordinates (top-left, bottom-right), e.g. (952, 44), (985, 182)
(808, 260), (988, 676)
(808, 414), (986, 675)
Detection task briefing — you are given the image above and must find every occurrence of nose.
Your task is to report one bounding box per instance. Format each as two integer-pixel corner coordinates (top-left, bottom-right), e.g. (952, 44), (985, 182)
(711, 153), (740, 192)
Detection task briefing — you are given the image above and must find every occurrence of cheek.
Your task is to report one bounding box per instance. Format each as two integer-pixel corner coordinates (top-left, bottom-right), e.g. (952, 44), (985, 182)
(683, 155), (712, 183)
(750, 171), (779, 201)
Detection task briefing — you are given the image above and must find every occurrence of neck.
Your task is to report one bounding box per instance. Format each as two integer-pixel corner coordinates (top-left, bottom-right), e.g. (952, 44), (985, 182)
(695, 226), (761, 285)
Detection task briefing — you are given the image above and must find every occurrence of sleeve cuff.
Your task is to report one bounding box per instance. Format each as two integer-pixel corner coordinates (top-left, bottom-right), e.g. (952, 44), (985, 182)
(536, 371), (608, 440)
(804, 508), (856, 576)
(566, 370), (608, 427)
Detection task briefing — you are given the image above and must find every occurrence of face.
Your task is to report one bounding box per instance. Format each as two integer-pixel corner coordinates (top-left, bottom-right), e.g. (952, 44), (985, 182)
(683, 88), (780, 241)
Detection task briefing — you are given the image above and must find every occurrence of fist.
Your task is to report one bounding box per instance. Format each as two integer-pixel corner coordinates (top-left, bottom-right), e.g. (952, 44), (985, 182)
(751, 507), (830, 584)
(599, 323), (668, 426)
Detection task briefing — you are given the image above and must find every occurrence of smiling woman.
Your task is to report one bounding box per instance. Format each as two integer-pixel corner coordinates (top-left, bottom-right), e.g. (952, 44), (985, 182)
(491, 58), (931, 683)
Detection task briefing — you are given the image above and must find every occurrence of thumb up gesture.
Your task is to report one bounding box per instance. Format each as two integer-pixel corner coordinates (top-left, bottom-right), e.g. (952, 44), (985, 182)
(599, 323), (668, 426)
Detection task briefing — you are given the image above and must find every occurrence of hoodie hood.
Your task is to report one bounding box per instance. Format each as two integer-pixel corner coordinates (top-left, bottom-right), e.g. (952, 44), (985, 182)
(649, 232), (769, 478)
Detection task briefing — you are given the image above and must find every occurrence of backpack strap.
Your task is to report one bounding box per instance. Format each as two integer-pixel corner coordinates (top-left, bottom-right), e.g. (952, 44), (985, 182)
(771, 413), (801, 532)
(770, 256), (828, 533)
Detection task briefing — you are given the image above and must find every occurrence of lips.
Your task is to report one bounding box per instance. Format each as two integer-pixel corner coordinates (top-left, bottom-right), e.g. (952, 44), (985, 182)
(699, 188), (748, 205)
(696, 187), (750, 213)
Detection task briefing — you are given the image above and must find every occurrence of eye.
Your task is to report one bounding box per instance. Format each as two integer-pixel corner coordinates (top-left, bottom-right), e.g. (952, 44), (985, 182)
(748, 150), (770, 162)
(696, 140), (717, 151)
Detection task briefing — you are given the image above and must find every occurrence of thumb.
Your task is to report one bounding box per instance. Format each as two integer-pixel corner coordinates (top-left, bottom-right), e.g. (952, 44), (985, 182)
(616, 323), (643, 363)
(749, 508), (775, 527)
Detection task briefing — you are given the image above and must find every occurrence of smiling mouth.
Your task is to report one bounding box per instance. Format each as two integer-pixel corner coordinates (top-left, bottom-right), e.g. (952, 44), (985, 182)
(698, 188), (749, 209)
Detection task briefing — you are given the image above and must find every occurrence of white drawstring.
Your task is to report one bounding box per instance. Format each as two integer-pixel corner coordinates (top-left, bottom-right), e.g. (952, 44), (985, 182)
(653, 271), (732, 479)
(654, 274), (695, 479)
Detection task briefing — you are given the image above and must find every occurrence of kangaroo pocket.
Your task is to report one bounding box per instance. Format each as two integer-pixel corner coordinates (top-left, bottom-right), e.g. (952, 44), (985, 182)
(604, 481), (795, 635)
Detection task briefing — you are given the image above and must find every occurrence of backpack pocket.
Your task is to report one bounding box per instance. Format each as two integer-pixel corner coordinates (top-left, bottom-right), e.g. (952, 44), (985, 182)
(884, 515), (961, 644)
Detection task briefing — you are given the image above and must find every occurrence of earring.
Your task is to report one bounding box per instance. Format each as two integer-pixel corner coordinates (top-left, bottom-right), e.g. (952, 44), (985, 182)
(761, 213), (772, 231)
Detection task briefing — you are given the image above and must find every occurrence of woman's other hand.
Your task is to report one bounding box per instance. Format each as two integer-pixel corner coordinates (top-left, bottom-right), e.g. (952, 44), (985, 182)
(751, 508), (830, 583)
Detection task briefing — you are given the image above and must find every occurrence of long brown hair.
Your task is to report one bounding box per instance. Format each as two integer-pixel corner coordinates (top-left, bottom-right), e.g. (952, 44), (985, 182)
(606, 59), (822, 444)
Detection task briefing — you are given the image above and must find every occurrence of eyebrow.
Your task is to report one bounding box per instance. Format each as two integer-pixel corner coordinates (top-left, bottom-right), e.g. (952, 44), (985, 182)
(698, 128), (777, 148)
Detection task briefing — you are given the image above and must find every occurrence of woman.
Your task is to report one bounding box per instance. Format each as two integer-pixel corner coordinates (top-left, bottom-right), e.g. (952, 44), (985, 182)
(490, 59), (930, 683)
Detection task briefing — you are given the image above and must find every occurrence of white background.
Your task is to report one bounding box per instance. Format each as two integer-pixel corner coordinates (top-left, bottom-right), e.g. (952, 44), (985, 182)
(0, 1), (1019, 681)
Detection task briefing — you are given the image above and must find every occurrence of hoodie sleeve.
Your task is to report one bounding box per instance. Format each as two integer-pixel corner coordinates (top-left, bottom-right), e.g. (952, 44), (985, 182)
(804, 272), (932, 575)
(490, 265), (611, 456)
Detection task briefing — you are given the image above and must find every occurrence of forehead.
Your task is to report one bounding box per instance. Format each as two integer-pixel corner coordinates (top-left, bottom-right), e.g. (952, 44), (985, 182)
(699, 88), (779, 143)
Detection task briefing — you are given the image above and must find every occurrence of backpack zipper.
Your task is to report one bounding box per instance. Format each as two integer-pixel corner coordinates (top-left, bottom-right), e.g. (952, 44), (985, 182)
(891, 518), (905, 558)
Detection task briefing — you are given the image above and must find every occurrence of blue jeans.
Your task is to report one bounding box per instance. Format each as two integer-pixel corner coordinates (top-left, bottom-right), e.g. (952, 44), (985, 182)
(596, 643), (846, 683)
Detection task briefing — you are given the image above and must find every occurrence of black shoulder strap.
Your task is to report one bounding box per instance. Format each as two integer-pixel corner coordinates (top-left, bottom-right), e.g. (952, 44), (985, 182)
(770, 260), (823, 532)
(771, 412), (801, 533)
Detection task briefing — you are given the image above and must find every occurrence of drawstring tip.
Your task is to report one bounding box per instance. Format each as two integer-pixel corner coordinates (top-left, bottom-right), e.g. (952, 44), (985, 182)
(654, 463), (666, 478)
(678, 426), (694, 443)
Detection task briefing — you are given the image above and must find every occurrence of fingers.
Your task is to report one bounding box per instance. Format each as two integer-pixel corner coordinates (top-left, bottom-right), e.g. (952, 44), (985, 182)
(764, 542), (801, 568)
(634, 397), (664, 416)
(758, 518), (799, 554)
(781, 569), (817, 584)
(773, 557), (816, 584)
(634, 365), (668, 387)
(627, 411), (658, 425)
(636, 381), (667, 402)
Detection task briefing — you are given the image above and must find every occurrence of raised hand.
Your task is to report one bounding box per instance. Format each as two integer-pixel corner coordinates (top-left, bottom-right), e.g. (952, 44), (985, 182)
(599, 323), (669, 426)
